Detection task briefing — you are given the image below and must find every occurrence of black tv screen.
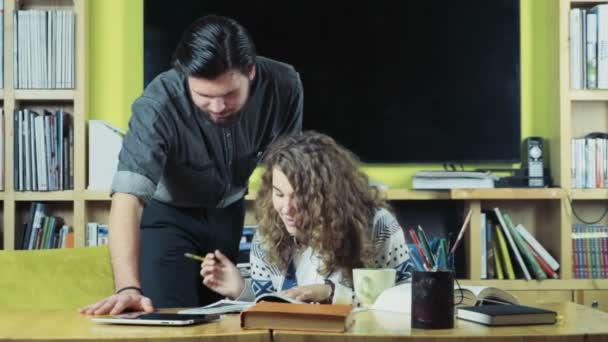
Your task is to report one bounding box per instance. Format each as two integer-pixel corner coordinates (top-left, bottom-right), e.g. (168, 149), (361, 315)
(144, 0), (521, 163)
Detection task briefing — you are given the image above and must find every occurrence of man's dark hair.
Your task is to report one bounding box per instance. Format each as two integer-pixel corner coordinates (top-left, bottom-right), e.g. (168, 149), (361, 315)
(173, 15), (256, 79)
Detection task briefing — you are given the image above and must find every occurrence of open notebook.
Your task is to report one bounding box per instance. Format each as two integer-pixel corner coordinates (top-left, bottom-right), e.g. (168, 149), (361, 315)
(179, 293), (305, 315)
(372, 283), (518, 314)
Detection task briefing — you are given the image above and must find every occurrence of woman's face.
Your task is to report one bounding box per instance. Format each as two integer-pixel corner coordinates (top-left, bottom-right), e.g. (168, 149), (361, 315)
(271, 167), (299, 235)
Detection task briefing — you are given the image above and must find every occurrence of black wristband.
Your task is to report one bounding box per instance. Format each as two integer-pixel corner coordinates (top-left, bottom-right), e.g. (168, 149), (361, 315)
(115, 286), (143, 295)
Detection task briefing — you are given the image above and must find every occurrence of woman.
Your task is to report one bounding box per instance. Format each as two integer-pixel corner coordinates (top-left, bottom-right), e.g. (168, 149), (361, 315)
(201, 131), (413, 304)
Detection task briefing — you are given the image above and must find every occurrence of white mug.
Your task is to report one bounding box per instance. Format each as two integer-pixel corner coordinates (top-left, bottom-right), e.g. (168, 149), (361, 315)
(353, 268), (396, 308)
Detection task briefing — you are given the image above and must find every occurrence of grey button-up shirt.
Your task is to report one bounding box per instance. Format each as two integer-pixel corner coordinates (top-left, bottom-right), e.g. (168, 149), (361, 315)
(111, 56), (303, 207)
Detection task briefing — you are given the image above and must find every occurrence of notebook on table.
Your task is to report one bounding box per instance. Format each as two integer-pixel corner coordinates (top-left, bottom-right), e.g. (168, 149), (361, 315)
(456, 304), (557, 326)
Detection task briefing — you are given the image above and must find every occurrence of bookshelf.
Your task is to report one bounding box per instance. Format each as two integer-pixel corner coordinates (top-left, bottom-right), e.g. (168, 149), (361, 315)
(1, 0), (87, 250)
(557, 0), (608, 309)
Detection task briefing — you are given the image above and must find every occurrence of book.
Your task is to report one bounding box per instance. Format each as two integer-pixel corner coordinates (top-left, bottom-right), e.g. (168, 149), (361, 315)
(412, 177), (495, 190)
(494, 224), (514, 279)
(456, 304), (557, 326)
(414, 171), (494, 179)
(240, 301), (354, 332)
(371, 283), (518, 314)
(502, 213), (547, 280)
(515, 223), (560, 271)
(179, 292), (306, 315)
(494, 208), (532, 280)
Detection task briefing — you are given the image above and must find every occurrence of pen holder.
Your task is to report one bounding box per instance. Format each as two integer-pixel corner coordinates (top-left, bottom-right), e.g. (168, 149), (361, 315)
(411, 270), (454, 329)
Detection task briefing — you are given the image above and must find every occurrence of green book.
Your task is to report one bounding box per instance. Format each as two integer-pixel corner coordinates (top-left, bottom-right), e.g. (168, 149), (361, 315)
(502, 213), (547, 280)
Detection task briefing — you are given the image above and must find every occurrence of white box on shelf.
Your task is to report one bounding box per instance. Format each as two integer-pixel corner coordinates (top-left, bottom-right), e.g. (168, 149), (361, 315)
(88, 120), (124, 190)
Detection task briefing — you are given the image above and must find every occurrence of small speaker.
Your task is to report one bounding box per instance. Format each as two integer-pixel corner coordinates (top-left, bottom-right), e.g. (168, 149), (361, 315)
(523, 137), (544, 187)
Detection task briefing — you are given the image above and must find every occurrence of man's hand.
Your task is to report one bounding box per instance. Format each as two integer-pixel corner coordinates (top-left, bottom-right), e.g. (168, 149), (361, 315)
(201, 250), (245, 299)
(279, 284), (332, 303)
(79, 289), (154, 316)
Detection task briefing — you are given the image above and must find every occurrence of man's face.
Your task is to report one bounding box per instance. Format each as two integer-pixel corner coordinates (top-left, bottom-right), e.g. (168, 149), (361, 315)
(188, 67), (255, 126)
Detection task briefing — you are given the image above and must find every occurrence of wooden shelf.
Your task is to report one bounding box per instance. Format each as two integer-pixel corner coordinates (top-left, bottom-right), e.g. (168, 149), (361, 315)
(84, 190), (112, 201)
(451, 188), (564, 200)
(14, 89), (75, 101)
(244, 188), (451, 201)
(14, 191), (76, 201)
(385, 189), (450, 200)
(569, 189), (608, 200)
(460, 279), (608, 291)
(570, 90), (608, 101)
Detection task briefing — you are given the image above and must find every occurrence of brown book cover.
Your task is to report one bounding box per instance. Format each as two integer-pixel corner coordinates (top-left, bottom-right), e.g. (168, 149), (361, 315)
(240, 301), (354, 332)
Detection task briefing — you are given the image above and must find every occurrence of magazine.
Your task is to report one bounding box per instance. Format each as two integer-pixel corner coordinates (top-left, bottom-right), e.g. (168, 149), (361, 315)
(179, 293), (305, 315)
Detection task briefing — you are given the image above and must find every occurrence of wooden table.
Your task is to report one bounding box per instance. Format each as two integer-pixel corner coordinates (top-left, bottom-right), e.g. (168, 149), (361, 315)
(0, 309), (268, 342)
(2, 302), (608, 341)
(273, 302), (608, 342)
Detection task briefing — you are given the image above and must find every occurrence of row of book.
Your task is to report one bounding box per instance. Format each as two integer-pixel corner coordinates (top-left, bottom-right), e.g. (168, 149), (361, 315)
(86, 222), (108, 247)
(480, 208), (560, 280)
(14, 9), (75, 89)
(14, 108), (74, 191)
(571, 137), (608, 189)
(570, 4), (608, 90)
(19, 202), (73, 250)
(572, 224), (608, 279)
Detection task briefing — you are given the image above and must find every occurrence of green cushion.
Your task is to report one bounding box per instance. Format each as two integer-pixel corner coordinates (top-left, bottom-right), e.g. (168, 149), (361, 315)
(0, 246), (115, 310)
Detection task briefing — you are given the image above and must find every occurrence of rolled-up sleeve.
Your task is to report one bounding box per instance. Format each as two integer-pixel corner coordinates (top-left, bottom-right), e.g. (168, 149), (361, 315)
(111, 97), (172, 203)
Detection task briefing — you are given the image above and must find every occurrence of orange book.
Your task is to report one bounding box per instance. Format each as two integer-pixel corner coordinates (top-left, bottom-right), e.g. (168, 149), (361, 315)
(240, 301), (354, 332)
(66, 231), (74, 248)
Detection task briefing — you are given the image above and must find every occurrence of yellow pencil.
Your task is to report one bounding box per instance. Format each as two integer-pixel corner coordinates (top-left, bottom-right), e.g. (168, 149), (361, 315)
(184, 252), (206, 262)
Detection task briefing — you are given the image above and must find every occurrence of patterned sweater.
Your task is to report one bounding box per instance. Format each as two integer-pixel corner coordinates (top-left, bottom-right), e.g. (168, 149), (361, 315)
(235, 208), (413, 304)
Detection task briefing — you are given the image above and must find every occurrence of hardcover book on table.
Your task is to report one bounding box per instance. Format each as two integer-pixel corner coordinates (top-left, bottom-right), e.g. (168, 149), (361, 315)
(240, 301), (354, 332)
(457, 304), (557, 326)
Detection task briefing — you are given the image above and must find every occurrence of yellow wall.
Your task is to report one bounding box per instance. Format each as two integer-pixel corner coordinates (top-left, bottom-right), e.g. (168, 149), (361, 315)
(88, 0), (558, 189)
(88, 0), (143, 130)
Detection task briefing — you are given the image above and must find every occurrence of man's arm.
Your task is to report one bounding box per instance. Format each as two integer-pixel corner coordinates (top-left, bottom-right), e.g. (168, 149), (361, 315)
(79, 193), (154, 315)
(109, 192), (144, 292)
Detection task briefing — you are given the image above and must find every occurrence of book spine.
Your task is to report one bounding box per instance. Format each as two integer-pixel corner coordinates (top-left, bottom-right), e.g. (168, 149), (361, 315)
(493, 225), (505, 280)
(494, 224), (514, 279)
(486, 218), (496, 279)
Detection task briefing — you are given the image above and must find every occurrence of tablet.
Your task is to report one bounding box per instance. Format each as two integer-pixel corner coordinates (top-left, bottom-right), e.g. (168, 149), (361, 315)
(91, 312), (220, 326)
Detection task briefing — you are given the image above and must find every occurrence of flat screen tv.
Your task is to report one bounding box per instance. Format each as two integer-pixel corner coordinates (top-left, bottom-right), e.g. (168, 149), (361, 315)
(144, 0), (521, 163)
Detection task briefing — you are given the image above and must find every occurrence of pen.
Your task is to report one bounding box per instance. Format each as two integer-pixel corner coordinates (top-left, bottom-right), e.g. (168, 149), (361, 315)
(184, 252), (206, 262)
(408, 229), (432, 271)
(417, 225), (436, 267)
(449, 208), (473, 255)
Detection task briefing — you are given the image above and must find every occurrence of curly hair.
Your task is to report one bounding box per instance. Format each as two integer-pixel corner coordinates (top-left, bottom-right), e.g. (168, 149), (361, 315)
(255, 131), (389, 283)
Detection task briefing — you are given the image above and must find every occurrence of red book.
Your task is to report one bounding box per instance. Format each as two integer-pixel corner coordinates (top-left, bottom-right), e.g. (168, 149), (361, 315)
(527, 241), (558, 279)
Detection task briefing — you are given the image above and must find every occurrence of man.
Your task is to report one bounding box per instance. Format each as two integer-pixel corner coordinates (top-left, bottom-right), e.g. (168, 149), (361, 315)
(80, 15), (303, 315)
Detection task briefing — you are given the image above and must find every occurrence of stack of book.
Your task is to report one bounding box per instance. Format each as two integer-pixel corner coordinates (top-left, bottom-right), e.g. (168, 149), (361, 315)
(481, 208), (560, 280)
(412, 171), (497, 190)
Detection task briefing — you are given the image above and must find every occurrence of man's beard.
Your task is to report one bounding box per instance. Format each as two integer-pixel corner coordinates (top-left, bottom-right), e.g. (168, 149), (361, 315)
(204, 111), (240, 127)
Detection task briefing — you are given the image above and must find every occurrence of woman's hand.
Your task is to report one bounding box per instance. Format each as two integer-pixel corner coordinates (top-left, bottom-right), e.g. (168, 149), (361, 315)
(279, 284), (332, 303)
(201, 250), (245, 299)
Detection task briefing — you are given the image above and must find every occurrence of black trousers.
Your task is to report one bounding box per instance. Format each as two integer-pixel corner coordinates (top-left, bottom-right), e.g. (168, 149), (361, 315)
(139, 198), (245, 308)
